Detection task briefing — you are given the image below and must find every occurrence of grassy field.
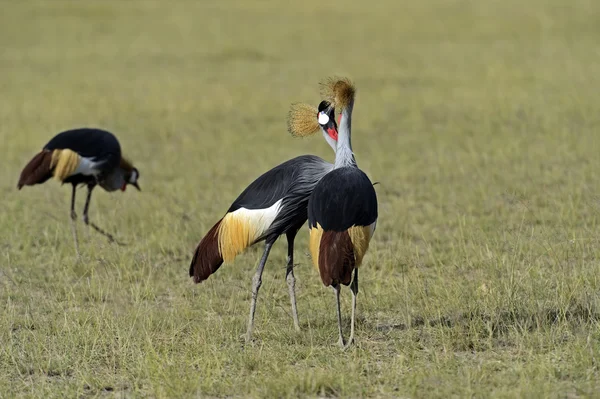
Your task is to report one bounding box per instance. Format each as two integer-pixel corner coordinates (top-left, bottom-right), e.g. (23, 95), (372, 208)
(1, 0), (600, 397)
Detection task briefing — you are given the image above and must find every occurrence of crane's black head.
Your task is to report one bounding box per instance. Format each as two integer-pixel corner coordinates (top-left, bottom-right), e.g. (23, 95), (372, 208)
(124, 168), (141, 191)
(317, 100), (338, 141)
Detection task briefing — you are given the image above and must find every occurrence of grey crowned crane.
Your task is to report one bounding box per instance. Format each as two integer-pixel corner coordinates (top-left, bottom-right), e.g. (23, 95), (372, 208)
(307, 78), (378, 348)
(17, 128), (140, 254)
(189, 100), (338, 342)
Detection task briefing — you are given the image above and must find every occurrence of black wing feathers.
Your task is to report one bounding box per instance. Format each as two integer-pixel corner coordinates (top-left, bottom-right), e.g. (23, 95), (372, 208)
(228, 155), (324, 212)
(308, 167), (378, 231)
(44, 128), (122, 172)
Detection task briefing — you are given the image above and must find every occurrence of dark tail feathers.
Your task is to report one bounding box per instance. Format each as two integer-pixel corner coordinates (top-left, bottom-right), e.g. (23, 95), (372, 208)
(189, 218), (224, 283)
(17, 150), (53, 189)
(319, 230), (355, 287)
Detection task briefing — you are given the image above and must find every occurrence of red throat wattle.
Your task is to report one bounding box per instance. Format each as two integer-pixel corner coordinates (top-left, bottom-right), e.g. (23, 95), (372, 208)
(121, 182), (127, 192)
(327, 127), (338, 141)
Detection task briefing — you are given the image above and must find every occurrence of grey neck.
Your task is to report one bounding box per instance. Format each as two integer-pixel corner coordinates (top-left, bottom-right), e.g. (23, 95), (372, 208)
(334, 101), (357, 169)
(100, 167), (126, 192)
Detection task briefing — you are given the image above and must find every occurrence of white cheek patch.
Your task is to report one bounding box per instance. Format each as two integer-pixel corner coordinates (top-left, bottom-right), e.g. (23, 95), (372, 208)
(318, 112), (330, 125)
(129, 170), (138, 183)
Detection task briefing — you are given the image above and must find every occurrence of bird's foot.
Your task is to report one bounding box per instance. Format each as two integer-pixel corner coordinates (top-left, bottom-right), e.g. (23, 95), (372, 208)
(337, 336), (346, 348)
(70, 210), (77, 221)
(240, 332), (255, 345)
(343, 337), (354, 351)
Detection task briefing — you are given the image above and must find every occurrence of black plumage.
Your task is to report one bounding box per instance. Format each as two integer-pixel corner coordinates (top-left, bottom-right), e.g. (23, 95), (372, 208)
(308, 167), (378, 232)
(44, 128), (121, 163)
(44, 128), (121, 181)
(229, 155), (324, 212)
(229, 155), (331, 242)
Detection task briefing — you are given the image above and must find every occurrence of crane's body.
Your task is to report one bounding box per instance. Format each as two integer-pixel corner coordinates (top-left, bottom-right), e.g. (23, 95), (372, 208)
(17, 128), (140, 254)
(307, 78), (378, 348)
(189, 101), (338, 342)
(190, 154), (333, 281)
(308, 167), (377, 285)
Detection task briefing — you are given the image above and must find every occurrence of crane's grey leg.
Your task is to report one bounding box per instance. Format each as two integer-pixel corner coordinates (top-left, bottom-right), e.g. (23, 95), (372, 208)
(285, 231), (300, 331)
(344, 268), (358, 350)
(333, 284), (345, 347)
(246, 241), (273, 342)
(82, 184), (122, 245)
(69, 184), (80, 257)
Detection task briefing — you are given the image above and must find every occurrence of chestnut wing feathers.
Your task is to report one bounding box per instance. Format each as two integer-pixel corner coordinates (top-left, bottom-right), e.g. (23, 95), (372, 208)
(16, 150), (54, 189)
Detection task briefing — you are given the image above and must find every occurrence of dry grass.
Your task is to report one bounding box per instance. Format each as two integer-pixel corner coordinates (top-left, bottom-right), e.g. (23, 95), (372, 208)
(1, 0), (600, 397)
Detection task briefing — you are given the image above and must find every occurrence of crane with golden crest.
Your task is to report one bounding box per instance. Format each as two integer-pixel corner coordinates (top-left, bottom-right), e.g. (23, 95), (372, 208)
(305, 78), (378, 348)
(189, 97), (339, 342)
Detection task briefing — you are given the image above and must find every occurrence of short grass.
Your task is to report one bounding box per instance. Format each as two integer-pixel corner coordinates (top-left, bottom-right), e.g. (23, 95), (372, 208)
(2, 0), (600, 397)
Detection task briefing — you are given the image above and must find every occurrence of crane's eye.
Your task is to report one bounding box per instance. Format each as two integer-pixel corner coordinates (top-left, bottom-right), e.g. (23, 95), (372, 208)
(318, 112), (330, 125)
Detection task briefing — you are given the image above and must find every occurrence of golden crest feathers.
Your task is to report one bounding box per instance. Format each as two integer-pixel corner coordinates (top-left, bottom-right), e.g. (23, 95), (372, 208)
(287, 102), (320, 138)
(319, 77), (356, 110)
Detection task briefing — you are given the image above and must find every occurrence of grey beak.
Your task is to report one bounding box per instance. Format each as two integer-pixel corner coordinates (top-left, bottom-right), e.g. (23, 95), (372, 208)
(132, 182), (141, 191)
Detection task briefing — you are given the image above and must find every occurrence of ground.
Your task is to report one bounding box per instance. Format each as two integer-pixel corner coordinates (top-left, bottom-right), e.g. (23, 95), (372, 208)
(1, 0), (600, 397)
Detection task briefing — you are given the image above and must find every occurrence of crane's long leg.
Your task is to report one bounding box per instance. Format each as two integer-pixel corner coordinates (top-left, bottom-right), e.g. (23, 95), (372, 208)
(334, 284), (345, 347)
(70, 184), (80, 257)
(82, 184), (94, 239)
(285, 231), (300, 331)
(82, 184), (122, 245)
(344, 268), (359, 350)
(246, 241), (273, 342)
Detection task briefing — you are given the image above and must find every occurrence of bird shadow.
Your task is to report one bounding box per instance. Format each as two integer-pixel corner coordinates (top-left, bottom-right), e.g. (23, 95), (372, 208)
(41, 210), (127, 246)
(88, 222), (127, 246)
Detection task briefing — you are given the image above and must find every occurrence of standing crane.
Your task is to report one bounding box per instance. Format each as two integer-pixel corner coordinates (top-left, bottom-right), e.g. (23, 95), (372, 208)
(17, 128), (141, 255)
(189, 100), (338, 342)
(307, 78), (378, 348)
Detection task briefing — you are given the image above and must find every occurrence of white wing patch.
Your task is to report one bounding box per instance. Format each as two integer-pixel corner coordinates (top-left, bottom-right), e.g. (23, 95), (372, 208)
(218, 199), (284, 262)
(229, 199), (283, 242)
(73, 157), (101, 176)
